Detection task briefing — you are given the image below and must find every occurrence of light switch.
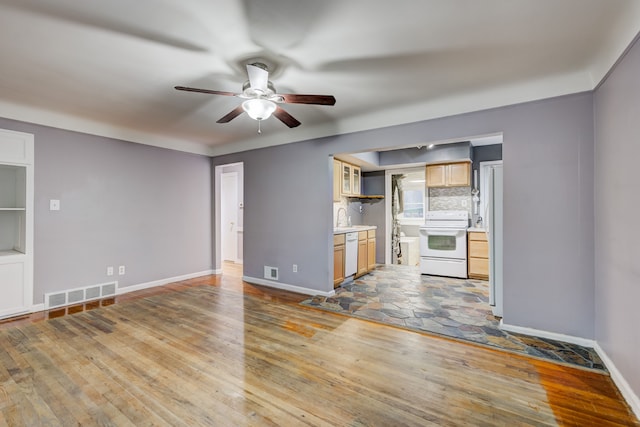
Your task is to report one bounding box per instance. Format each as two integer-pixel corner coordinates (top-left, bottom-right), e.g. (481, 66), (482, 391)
(49, 199), (60, 211)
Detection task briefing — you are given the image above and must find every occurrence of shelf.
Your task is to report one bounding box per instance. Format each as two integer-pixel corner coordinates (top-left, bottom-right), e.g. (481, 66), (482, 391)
(346, 195), (384, 199)
(0, 208), (25, 211)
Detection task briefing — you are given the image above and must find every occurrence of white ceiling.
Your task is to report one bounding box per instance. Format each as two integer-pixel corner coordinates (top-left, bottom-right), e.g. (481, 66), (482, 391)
(0, 0), (639, 156)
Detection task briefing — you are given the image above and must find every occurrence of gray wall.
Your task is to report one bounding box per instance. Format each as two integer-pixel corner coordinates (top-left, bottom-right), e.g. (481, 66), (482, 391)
(594, 36), (640, 399)
(212, 91), (595, 339)
(0, 117), (212, 304)
(379, 141), (472, 166)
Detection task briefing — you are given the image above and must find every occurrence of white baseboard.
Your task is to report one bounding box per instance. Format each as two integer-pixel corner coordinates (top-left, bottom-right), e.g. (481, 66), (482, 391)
(30, 303), (44, 313)
(594, 342), (640, 419)
(499, 320), (596, 347)
(116, 269), (216, 295)
(242, 276), (335, 297)
(212, 268), (223, 274)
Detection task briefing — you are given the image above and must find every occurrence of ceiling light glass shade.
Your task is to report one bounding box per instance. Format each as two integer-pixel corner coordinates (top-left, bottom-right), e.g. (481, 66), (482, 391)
(242, 98), (276, 121)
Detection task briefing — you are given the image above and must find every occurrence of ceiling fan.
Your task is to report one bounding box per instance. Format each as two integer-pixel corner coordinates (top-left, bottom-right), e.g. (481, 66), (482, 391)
(175, 63), (336, 133)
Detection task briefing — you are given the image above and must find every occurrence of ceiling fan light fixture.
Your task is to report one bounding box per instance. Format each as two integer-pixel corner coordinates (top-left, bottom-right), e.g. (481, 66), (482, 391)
(242, 98), (276, 121)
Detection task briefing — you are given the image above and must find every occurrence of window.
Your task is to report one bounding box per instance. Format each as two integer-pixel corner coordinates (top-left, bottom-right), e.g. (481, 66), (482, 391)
(402, 189), (424, 218)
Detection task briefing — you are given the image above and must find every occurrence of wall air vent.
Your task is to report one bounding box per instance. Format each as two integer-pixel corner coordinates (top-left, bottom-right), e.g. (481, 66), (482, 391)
(264, 266), (278, 281)
(44, 281), (118, 310)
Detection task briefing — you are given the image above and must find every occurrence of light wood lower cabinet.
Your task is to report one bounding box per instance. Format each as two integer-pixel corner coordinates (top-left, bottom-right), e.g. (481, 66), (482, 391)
(468, 231), (489, 280)
(333, 234), (345, 287)
(367, 229), (376, 271)
(357, 231), (368, 277)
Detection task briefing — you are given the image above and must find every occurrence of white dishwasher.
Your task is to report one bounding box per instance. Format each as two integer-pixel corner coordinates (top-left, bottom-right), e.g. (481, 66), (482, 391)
(344, 232), (358, 277)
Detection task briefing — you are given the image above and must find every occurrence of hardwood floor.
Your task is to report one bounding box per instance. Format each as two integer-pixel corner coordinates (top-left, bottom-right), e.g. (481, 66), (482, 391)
(0, 267), (637, 426)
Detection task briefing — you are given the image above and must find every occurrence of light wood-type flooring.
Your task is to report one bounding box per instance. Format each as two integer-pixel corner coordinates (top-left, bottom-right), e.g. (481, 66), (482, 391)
(0, 262), (637, 426)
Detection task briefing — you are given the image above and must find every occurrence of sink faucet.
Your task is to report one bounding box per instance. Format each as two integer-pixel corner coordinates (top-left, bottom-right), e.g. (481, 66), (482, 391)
(336, 207), (347, 227)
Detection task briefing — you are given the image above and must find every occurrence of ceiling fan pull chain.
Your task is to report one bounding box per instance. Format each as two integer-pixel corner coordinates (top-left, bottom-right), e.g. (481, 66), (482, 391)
(257, 119), (262, 134)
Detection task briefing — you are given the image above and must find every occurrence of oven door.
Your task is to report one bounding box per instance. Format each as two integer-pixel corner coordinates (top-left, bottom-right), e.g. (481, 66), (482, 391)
(419, 227), (466, 259)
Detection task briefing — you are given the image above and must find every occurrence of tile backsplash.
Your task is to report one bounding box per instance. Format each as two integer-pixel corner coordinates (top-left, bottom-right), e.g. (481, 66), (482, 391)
(428, 186), (472, 217)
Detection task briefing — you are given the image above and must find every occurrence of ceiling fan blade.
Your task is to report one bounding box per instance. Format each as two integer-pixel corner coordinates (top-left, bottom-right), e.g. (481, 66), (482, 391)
(246, 64), (269, 93)
(273, 107), (301, 128)
(279, 94), (336, 105)
(216, 106), (245, 123)
(175, 86), (238, 97)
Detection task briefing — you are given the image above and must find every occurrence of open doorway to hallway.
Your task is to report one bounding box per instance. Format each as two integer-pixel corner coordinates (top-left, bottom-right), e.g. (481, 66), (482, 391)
(215, 162), (244, 277)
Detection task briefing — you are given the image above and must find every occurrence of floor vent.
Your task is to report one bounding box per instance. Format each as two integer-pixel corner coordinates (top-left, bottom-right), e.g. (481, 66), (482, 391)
(44, 281), (118, 310)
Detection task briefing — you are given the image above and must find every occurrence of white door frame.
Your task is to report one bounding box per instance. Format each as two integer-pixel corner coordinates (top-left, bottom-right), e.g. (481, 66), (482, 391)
(384, 166), (427, 264)
(214, 162), (244, 272)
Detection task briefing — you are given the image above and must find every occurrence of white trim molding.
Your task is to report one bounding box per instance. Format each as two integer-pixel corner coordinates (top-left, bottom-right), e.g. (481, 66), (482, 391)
(242, 276), (336, 297)
(499, 320), (596, 348)
(594, 342), (640, 419)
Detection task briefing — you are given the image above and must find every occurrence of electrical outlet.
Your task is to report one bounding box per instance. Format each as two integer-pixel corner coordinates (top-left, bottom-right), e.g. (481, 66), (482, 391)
(106, 266), (114, 276)
(49, 199), (60, 211)
(118, 265), (125, 275)
(293, 264), (298, 273)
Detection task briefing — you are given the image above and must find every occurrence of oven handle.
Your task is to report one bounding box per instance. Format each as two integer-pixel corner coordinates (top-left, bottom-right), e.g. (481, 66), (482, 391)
(420, 229), (464, 237)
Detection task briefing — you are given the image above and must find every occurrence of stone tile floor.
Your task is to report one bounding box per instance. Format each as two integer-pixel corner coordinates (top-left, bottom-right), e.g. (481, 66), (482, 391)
(301, 265), (605, 372)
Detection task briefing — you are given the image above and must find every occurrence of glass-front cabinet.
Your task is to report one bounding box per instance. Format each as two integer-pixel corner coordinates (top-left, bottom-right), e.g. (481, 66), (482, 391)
(351, 166), (361, 195)
(342, 163), (352, 195)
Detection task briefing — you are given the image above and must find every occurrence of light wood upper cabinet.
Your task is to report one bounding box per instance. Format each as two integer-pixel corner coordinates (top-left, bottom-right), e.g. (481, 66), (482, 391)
(341, 163), (352, 195)
(336, 160), (361, 196)
(426, 162), (471, 188)
(426, 164), (447, 187)
(333, 159), (342, 202)
(351, 166), (361, 196)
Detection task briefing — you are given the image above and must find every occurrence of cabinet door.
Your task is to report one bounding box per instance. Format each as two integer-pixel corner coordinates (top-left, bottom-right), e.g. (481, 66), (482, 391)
(367, 237), (376, 271)
(351, 166), (361, 195)
(448, 163), (471, 186)
(357, 239), (368, 276)
(426, 164), (447, 187)
(341, 163), (352, 195)
(333, 159), (342, 202)
(333, 244), (345, 286)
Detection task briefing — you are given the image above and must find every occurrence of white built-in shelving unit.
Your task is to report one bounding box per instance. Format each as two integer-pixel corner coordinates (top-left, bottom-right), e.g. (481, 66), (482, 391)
(0, 129), (34, 319)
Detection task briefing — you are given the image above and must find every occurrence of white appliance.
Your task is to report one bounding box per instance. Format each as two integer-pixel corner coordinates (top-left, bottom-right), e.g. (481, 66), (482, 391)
(486, 165), (504, 317)
(344, 232), (358, 277)
(419, 210), (468, 278)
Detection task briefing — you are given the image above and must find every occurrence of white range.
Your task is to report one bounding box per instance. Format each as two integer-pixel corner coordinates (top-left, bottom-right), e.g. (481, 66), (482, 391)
(419, 210), (469, 279)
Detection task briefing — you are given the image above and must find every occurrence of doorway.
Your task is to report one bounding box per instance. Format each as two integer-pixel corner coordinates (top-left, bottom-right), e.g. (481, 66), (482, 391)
(214, 163), (244, 275)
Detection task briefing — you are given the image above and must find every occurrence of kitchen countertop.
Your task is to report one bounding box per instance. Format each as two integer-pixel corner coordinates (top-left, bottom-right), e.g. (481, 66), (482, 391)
(468, 227), (486, 232)
(333, 225), (377, 234)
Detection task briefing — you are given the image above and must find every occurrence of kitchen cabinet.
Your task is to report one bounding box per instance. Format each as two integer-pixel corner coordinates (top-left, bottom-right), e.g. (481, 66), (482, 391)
(337, 161), (361, 196)
(351, 166), (361, 195)
(468, 231), (489, 280)
(367, 229), (376, 271)
(333, 159), (342, 202)
(333, 234), (345, 287)
(357, 231), (368, 277)
(0, 129), (34, 319)
(341, 162), (352, 195)
(426, 162), (471, 188)
(354, 229), (377, 278)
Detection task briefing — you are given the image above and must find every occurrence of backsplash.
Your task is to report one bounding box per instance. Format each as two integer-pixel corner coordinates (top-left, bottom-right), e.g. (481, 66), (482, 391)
(428, 186), (472, 217)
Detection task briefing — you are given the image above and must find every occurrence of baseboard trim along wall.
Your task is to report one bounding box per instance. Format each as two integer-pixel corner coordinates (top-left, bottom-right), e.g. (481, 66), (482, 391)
(501, 320), (640, 418)
(594, 342), (640, 419)
(242, 276), (336, 297)
(115, 269), (216, 295)
(499, 320), (596, 347)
